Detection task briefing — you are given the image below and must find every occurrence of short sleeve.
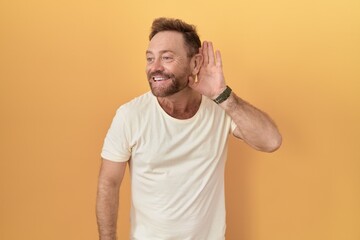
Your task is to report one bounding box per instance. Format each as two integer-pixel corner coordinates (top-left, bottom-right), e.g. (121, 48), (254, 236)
(230, 119), (237, 134)
(101, 107), (131, 162)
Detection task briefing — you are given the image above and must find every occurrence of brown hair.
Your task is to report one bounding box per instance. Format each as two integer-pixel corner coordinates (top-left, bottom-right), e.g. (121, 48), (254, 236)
(149, 18), (201, 57)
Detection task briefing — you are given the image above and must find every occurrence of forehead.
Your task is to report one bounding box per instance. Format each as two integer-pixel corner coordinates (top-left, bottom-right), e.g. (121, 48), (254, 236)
(147, 31), (187, 55)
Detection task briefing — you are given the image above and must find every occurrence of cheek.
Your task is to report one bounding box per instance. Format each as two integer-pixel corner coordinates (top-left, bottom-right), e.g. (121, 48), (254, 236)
(170, 61), (189, 74)
(145, 65), (158, 77)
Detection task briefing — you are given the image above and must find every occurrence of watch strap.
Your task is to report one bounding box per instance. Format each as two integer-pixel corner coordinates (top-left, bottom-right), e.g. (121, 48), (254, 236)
(213, 85), (232, 104)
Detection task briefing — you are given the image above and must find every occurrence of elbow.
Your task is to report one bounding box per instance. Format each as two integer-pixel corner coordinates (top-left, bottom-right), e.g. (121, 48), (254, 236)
(243, 130), (282, 153)
(264, 133), (282, 153)
(253, 130), (282, 153)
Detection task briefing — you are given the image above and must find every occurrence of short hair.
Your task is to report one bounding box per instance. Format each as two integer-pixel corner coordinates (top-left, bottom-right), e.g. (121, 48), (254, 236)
(149, 18), (201, 57)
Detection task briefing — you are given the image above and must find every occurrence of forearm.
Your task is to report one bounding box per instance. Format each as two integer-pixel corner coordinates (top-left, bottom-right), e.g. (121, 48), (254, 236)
(96, 180), (120, 240)
(189, 41), (281, 151)
(219, 91), (282, 152)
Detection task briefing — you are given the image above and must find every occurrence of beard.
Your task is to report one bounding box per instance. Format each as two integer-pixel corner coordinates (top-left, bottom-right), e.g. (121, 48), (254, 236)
(147, 70), (189, 97)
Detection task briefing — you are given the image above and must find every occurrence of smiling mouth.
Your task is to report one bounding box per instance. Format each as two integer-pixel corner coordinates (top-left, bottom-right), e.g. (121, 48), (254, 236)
(152, 76), (170, 82)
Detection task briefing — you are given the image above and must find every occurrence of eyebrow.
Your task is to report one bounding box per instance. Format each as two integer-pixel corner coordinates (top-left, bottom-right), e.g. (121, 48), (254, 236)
(146, 50), (175, 55)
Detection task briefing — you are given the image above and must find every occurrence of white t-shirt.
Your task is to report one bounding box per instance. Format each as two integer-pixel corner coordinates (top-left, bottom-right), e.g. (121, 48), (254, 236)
(101, 92), (236, 240)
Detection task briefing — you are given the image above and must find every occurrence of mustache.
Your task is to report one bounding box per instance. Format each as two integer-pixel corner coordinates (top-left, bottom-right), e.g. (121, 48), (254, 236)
(147, 70), (172, 80)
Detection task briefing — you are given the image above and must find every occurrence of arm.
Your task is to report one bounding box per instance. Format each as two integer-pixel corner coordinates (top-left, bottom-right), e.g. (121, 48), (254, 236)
(189, 41), (282, 152)
(96, 159), (127, 240)
(219, 92), (282, 152)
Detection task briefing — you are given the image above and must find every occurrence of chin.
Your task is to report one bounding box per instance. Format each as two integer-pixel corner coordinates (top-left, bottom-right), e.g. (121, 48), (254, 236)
(150, 89), (177, 98)
(149, 84), (179, 97)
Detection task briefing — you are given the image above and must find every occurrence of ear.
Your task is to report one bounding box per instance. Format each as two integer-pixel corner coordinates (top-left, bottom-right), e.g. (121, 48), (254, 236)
(191, 53), (203, 75)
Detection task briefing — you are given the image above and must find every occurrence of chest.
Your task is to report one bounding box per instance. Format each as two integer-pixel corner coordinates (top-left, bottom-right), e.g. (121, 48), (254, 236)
(128, 108), (230, 175)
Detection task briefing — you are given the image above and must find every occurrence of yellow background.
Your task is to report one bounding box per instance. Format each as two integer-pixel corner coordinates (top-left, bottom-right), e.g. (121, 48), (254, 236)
(1, 0), (359, 239)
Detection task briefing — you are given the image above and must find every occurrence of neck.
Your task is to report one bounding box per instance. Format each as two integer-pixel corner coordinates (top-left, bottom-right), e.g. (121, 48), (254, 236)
(157, 88), (202, 119)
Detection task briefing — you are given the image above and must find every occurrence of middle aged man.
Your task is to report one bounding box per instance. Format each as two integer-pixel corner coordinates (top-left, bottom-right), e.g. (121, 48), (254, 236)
(97, 17), (282, 240)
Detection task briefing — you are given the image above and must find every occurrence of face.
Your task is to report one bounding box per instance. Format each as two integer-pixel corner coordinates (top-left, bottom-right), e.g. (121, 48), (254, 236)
(146, 31), (192, 97)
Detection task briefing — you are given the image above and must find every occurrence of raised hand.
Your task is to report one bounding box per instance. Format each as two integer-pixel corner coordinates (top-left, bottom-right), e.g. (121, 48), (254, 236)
(189, 41), (227, 99)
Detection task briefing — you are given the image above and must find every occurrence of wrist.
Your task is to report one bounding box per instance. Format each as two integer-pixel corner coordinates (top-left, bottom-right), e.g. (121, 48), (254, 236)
(213, 85), (232, 104)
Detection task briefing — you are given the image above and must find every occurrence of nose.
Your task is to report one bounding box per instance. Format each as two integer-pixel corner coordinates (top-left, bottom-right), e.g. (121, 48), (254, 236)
(149, 58), (164, 73)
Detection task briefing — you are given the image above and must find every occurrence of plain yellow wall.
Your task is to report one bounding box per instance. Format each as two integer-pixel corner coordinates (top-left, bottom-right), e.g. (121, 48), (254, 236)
(1, 0), (359, 239)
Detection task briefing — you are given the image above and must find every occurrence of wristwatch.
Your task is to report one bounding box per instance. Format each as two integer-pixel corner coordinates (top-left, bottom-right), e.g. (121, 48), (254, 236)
(213, 86), (232, 104)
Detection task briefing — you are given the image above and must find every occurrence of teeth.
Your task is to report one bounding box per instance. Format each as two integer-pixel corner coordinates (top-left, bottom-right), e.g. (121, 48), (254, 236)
(153, 77), (167, 81)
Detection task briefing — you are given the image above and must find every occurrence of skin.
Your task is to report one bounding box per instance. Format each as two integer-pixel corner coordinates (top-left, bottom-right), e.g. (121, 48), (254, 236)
(189, 41), (282, 152)
(96, 31), (282, 240)
(96, 160), (126, 240)
(145, 31), (203, 119)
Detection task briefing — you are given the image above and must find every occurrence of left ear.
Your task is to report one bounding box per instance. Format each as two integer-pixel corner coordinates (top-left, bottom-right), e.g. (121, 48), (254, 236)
(190, 53), (203, 75)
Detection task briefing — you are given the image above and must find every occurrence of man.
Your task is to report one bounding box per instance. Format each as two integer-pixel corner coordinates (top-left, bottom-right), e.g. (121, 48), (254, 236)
(96, 18), (281, 240)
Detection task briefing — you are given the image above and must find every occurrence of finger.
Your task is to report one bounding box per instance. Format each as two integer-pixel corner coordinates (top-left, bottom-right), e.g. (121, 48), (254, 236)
(215, 50), (222, 67)
(198, 47), (204, 66)
(202, 41), (209, 65)
(208, 42), (215, 65)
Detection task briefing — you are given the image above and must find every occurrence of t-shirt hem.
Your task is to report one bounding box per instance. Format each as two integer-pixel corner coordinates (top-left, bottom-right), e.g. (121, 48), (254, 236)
(100, 153), (129, 163)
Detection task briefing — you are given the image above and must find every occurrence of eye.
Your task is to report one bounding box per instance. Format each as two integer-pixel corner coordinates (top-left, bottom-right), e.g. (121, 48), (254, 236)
(162, 55), (173, 62)
(146, 57), (154, 63)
